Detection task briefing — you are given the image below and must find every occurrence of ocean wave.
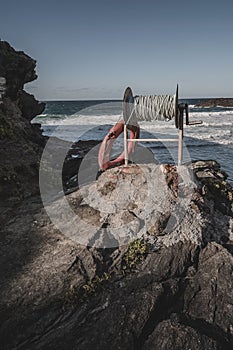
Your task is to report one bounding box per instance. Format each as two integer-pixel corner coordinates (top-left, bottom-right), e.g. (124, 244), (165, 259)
(190, 110), (233, 117)
(185, 134), (233, 145)
(145, 134), (233, 147)
(200, 121), (233, 127)
(33, 106), (233, 148)
(34, 114), (71, 121)
(37, 114), (48, 117)
(34, 109), (233, 126)
(34, 113), (123, 126)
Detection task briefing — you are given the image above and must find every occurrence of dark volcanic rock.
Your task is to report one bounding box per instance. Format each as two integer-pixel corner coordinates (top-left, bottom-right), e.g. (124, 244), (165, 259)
(0, 41), (45, 202)
(0, 161), (233, 350)
(18, 90), (45, 119)
(0, 41), (37, 99)
(142, 319), (219, 350)
(184, 243), (233, 337)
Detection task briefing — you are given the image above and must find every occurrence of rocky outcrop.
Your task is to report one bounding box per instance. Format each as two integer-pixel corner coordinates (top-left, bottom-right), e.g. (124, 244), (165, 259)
(196, 98), (233, 108)
(0, 41), (45, 202)
(0, 161), (232, 349)
(0, 41), (37, 99)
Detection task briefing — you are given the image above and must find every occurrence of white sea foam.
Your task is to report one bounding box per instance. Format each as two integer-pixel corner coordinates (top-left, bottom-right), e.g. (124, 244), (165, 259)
(33, 103), (233, 147)
(190, 110), (233, 117)
(39, 113), (123, 126)
(37, 114), (48, 117)
(34, 108), (233, 126)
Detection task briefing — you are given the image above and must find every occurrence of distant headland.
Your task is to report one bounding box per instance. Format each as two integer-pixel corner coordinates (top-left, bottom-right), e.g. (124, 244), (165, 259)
(196, 97), (233, 107)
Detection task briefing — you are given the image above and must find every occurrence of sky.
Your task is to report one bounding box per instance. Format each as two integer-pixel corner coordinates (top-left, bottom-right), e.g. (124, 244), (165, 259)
(0, 0), (233, 100)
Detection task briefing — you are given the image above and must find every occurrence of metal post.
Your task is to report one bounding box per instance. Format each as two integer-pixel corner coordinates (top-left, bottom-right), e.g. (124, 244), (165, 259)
(178, 108), (184, 166)
(178, 130), (183, 166)
(124, 124), (129, 166)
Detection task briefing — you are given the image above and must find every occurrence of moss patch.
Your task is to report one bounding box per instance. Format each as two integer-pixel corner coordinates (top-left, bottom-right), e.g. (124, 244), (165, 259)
(121, 238), (147, 272)
(66, 239), (149, 305)
(67, 272), (111, 304)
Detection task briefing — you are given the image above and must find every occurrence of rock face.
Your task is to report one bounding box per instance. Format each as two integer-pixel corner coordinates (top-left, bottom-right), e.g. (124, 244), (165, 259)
(0, 41), (37, 99)
(196, 98), (233, 108)
(0, 160), (233, 350)
(0, 41), (45, 202)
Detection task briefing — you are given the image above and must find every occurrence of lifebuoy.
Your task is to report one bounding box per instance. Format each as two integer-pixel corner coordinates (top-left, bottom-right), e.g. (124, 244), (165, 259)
(98, 120), (140, 171)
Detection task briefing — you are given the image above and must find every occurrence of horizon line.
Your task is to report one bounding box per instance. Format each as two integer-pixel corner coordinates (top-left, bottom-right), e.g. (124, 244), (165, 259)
(39, 96), (233, 102)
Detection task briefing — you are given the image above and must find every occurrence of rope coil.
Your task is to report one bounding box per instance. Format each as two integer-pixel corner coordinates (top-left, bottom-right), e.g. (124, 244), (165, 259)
(133, 94), (176, 122)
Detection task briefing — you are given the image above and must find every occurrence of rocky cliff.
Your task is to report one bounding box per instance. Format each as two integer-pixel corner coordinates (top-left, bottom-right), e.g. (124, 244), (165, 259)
(0, 41), (45, 202)
(1, 41), (233, 350)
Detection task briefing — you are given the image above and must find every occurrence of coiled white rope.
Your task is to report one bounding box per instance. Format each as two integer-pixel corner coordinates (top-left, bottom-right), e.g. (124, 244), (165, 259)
(133, 94), (176, 122)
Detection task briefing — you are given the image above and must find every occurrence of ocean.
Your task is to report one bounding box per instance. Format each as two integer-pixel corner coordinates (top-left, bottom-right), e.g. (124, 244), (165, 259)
(32, 99), (233, 182)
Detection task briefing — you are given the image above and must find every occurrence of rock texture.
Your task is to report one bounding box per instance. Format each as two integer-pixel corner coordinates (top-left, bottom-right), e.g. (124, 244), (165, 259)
(0, 76), (6, 101)
(0, 41), (45, 202)
(1, 160), (233, 350)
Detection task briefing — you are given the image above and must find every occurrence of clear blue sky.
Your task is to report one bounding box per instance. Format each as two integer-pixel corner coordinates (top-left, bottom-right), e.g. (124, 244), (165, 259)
(1, 0), (233, 100)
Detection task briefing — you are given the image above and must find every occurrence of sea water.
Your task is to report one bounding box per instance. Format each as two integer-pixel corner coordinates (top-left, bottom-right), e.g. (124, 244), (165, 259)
(32, 99), (233, 182)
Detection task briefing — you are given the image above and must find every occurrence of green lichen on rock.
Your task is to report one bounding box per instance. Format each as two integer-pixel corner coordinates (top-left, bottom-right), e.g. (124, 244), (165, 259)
(66, 239), (148, 304)
(67, 272), (111, 304)
(81, 273), (111, 297)
(0, 110), (13, 138)
(122, 238), (147, 272)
